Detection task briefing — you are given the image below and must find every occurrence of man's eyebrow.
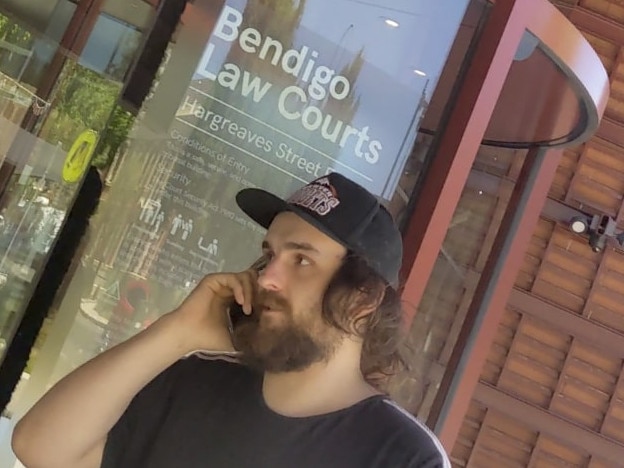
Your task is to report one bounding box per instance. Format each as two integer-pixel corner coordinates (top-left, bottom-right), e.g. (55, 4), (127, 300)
(262, 240), (320, 254)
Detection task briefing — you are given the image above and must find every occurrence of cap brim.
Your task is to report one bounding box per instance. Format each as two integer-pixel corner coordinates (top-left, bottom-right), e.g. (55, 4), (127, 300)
(236, 188), (290, 229)
(236, 188), (347, 248)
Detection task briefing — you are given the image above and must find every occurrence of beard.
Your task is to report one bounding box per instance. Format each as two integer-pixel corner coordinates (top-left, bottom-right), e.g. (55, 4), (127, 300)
(231, 290), (341, 373)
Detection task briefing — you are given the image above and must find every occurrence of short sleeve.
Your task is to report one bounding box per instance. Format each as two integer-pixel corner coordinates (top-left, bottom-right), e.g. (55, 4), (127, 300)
(100, 359), (186, 468)
(407, 452), (451, 468)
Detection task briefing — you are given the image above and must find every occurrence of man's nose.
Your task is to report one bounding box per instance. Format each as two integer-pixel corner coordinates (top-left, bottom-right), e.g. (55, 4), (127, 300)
(257, 258), (284, 292)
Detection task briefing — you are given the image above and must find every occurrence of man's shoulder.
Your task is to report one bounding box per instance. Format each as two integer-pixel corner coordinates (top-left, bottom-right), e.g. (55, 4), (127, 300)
(156, 353), (258, 392)
(354, 397), (450, 467)
(174, 353), (256, 378)
(372, 398), (437, 437)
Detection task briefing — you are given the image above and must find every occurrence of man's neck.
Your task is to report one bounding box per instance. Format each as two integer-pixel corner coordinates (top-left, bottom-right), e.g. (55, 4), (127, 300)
(261, 343), (380, 418)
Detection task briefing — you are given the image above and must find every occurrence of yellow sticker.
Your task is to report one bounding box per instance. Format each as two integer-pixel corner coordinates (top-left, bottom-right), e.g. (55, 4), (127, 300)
(62, 129), (98, 183)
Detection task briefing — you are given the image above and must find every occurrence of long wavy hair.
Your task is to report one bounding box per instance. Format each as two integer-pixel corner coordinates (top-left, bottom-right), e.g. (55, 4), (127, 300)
(321, 253), (406, 391)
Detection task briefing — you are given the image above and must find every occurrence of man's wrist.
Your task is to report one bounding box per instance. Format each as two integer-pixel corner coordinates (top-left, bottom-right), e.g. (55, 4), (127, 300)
(148, 310), (234, 356)
(143, 312), (194, 358)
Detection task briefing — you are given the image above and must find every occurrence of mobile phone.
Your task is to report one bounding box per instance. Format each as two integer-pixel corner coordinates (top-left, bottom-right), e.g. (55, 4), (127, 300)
(228, 301), (247, 329)
(228, 256), (267, 329)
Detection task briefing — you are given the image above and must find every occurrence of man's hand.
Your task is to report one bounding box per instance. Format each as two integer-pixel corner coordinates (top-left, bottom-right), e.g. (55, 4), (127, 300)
(12, 269), (259, 468)
(162, 269), (258, 355)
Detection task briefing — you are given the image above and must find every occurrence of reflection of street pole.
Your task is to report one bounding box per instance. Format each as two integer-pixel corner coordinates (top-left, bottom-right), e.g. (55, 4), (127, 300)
(331, 24), (354, 68)
(418, 78), (431, 115)
(39, 141), (62, 192)
(0, 0), (107, 206)
(390, 77), (430, 191)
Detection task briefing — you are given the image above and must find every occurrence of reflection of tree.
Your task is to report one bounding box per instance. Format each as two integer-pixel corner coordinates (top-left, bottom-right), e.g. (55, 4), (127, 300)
(193, 0), (366, 194)
(335, 48), (364, 119)
(0, 14), (34, 78)
(91, 105), (135, 170)
(31, 61), (134, 173)
(103, 30), (142, 82)
(0, 16), (33, 46)
(240, 0), (306, 47)
(38, 63), (122, 151)
(218, 0), (363, 149)
(170, 0), (313, 223)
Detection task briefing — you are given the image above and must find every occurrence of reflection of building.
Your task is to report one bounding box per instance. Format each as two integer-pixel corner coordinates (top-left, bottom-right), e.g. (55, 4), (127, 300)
(0, 0), (623, 466)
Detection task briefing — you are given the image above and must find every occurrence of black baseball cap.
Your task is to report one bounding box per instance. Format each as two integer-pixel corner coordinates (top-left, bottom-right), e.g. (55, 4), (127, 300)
(236, 173), (403, 288)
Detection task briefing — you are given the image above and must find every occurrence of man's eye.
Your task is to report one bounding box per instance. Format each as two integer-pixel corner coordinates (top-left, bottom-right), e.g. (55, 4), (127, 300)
(297, 256), (311, 266)
(252, 255), (269, 272)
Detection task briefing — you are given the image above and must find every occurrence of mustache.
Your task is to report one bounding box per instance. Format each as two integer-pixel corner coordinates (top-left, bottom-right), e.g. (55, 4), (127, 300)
(254, 290), (291, 312)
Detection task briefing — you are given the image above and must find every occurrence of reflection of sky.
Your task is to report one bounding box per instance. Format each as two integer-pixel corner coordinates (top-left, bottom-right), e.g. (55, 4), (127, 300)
(190, 0), (469, 196)
(298, 0), (460, 88)
(198, 0), (465, 87)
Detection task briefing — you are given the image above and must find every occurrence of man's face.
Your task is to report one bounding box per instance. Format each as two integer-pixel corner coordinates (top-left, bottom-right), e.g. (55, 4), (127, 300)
(232, 211), (347, 373)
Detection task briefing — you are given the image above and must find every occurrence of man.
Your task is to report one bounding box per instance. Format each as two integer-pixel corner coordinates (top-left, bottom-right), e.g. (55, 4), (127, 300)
(12, 173), (450, 468)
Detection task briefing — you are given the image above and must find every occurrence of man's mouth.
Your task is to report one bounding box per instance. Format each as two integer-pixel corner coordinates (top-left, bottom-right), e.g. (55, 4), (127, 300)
(257, 302), (288, 317)
(255, 292), (290, 316)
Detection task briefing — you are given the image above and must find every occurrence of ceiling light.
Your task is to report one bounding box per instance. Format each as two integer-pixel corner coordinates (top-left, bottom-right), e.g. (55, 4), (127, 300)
(413, 69), (426, 77)
(384, 18), (399, 28)
(570, 216), (589, 234)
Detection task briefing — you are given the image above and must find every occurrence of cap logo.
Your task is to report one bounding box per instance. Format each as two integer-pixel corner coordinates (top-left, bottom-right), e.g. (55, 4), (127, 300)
(288, 177), (340, 216)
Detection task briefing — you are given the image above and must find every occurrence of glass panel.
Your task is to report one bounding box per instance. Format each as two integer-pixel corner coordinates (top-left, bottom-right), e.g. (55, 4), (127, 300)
(0, 21), (121, 359)
(0, 1), (68, 34)
(0, 0), (152, 87)
(0, 0), (153, 34)
(391, 146), (527, 421)
(131, 0), (472, 199)
(388, 0), (491, 226)
(0, 13), (122, 465)
(419, 0), (491, 135)
(0, 1), (75, 84)
(0, 1), (473, 463)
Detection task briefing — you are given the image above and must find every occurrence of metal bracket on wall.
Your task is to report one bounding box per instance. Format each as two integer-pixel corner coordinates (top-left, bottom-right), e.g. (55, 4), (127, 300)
(541, 198), (624, 253)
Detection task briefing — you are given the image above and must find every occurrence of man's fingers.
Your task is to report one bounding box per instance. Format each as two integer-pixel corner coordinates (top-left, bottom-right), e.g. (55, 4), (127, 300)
(228, 279), (246, 310)
(196, 271), (257, 315)
(238, 270), (257, 315)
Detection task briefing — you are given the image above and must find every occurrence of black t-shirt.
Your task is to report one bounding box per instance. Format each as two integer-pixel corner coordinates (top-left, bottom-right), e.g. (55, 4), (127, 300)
(102, 356), (450, 468)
